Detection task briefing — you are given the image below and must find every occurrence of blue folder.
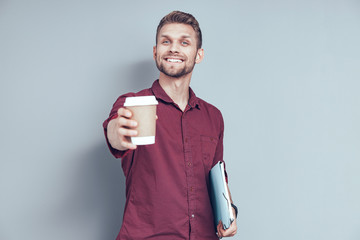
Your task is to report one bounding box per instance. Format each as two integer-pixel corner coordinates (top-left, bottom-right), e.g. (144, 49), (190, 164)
(209, 161), (234, 230)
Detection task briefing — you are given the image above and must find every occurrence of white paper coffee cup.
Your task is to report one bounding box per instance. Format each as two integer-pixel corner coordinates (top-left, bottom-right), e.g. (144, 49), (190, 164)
(124, 96), (158, 145)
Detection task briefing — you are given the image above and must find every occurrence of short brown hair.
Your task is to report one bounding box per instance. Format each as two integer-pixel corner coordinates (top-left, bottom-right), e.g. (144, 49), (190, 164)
(156, 11), (202, 49)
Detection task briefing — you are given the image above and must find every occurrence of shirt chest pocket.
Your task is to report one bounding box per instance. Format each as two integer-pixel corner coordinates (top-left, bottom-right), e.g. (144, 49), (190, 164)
(200, 135), (218, 171)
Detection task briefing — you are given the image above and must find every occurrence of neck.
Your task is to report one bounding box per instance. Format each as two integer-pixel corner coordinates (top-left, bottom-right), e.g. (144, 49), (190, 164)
(158, 72), (192, 111)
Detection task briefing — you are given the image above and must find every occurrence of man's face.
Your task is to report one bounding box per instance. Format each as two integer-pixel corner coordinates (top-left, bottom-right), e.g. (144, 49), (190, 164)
(154, 23), (203, 78)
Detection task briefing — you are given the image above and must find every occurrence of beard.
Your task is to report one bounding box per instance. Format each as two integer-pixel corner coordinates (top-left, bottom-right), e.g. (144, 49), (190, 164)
(155, 55), (196, 78)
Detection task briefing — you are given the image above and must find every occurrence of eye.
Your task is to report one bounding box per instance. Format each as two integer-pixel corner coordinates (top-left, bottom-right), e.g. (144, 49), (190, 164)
(182, 41), (189, 45)
(162, 40), (170, 44)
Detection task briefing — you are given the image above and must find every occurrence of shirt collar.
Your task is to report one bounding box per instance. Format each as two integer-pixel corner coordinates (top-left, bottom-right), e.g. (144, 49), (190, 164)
(188, 86), (200, 109)
(151, 80), (200, 109)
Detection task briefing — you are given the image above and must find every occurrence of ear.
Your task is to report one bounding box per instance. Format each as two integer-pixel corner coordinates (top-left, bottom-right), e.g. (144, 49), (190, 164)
(195, 48), (204, 64)
(153, 46), (157, 60)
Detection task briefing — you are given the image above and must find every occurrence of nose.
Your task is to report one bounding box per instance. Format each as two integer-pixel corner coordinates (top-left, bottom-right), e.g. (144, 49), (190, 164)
(169, 42), (180, 53)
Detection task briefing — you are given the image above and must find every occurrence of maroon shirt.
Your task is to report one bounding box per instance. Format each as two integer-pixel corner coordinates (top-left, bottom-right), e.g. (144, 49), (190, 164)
(103, 80), (227, 240)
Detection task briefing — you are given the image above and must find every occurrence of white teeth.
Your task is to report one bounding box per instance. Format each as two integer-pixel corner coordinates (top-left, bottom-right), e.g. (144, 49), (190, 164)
(167, 58), (182, 63)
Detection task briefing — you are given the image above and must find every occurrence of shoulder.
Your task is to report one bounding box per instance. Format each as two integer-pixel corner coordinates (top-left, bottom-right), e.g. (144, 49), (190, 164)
(197, 97), (223, 118)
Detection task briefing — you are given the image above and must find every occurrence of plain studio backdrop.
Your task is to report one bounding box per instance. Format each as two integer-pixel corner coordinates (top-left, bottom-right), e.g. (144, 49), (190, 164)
(1, 0), (359, 239)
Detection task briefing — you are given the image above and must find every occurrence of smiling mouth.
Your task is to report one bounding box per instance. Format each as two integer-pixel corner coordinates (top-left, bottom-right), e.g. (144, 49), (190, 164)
(165, 58), (184, 63)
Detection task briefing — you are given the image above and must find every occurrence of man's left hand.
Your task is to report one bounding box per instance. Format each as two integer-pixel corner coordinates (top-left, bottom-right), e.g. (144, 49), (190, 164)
(216, 208), (237, 238)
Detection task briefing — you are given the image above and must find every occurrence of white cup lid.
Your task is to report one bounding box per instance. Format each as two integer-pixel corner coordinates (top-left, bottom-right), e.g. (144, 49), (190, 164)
(124, 95), (158, 106)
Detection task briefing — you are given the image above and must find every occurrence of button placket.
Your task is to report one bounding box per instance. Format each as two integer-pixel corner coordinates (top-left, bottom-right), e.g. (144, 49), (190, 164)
(181, 111), (196, 231)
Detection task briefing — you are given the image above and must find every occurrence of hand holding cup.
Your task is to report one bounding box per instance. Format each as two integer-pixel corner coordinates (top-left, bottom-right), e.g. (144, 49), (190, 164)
(107, 107), (138, 151)
(107, 95), (158, 151)
(123, 96), (158, 145)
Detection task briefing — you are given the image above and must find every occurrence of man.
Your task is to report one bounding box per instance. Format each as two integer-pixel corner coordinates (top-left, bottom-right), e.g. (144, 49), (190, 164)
(103, 11), (237, 239)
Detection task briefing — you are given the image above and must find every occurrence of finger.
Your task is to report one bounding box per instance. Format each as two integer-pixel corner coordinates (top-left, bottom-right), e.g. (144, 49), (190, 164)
(222, 228), (233, 237)
(222, 222), (237, 237)
(217, 221), (223, 238)
(219, 221), (228, 237)
(119, 117), (137, 128)
(120, 136), (137, 150)
(118, 127), (138, 138)
(118, 107), (132, 118)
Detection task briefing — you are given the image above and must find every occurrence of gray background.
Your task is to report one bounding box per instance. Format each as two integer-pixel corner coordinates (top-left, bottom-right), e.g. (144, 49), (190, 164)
(1, 0), (359, 239)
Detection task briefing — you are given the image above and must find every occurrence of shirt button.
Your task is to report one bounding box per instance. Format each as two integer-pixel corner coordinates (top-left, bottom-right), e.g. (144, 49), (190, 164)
(188, 162), (192, 167)
(190, 186), (194, 191)
(191, 214), (195, 218)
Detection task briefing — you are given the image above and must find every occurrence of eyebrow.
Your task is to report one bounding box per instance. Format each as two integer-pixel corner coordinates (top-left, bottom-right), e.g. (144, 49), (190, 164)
(160, 34), (192, 39)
